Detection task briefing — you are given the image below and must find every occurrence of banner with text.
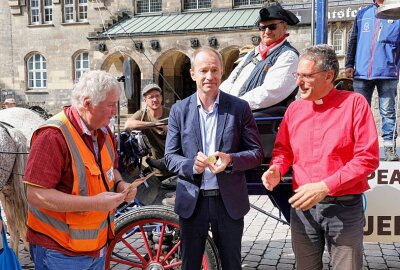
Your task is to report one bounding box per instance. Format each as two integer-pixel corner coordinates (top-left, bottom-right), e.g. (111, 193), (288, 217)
(292, 5), (368, 24)
(363, 161), (400, 242)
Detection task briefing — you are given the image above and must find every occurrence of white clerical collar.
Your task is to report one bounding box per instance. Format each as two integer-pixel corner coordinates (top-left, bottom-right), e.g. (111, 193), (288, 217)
(314, 99), (323, 105)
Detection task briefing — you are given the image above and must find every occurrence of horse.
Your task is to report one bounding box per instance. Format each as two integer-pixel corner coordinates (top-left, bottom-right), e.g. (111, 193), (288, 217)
(0, 107), (45, 256)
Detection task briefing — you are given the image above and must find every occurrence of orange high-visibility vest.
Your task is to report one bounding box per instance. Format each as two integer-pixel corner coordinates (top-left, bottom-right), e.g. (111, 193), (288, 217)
(27, 111), (116, 252)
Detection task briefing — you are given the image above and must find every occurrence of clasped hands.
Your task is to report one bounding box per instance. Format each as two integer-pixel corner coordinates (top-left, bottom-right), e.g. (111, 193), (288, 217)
(262, 165), (329, 211)
(194, 151), (232, 174)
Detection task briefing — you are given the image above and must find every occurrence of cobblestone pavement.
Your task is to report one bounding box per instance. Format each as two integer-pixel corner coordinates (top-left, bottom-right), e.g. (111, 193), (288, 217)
(242, 196), (400, 270)
(14, 194), (400, 269)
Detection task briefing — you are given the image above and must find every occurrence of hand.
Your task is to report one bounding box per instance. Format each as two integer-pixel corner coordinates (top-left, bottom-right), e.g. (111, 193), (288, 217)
(162, 125), (168, 134)
(261, 165), (281, 191)
(345, 68), (354, 78)
(118, 181), (137, 203)
(208, 151), (231, 174)
(93, 192), (127, 211)
(288, 182), (330, 211)
(194, 152), (209, 174)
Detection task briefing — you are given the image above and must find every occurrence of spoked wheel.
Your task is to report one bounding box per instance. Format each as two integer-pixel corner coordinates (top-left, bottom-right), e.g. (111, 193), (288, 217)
(105, 205), (221, 270)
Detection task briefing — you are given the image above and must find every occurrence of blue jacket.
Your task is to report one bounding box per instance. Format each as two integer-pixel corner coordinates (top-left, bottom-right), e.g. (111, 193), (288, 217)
(345, 3), (400, 80)
(165, 91), (263, 219)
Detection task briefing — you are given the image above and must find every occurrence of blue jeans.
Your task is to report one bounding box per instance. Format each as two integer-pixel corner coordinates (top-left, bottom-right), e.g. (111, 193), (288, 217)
(29, 244), (106, 270)
(353, 79), (398, 144)
(290, 196), (364, 270)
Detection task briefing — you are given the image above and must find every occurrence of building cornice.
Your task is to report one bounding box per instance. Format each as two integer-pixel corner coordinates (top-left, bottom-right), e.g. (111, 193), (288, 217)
(8, 0), (25, 15)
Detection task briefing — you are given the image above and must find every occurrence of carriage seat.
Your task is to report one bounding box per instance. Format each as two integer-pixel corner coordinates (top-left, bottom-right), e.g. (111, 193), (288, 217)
(253, 106), (286, 162)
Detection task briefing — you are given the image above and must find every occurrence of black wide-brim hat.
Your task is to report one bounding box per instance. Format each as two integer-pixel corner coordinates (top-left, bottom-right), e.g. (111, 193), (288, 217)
(257, 4), (300, 26)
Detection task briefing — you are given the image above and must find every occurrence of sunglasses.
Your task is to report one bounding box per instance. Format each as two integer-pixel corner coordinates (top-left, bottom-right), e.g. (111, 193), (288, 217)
(258, 21), (285, 31)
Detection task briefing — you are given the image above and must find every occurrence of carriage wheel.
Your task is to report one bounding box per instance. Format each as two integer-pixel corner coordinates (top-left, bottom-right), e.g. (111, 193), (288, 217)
(105, 205), (221, 270)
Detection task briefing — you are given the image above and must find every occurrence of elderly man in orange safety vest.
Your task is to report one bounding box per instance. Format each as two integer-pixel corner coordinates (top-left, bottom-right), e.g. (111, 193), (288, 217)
(25, 70), (136, 270)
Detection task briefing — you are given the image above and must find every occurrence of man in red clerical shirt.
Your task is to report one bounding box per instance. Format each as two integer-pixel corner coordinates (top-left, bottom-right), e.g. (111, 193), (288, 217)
(262, 45), (379, 270)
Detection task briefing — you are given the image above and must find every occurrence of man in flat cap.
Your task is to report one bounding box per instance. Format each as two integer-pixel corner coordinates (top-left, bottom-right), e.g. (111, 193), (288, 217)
(124, 83), (170, 160)
(220, 3), (299, 111)
(3, 98), (16, 109)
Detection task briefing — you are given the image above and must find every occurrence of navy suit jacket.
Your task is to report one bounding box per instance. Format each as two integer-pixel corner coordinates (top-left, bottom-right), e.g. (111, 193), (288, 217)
(165, 91), (263, 220)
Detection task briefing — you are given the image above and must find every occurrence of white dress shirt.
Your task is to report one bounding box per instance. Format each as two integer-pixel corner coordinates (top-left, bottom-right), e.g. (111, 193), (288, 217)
(220, 38), (299, 110)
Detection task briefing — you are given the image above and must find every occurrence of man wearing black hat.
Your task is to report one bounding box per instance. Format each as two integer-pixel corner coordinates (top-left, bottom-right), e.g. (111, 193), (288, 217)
(220, 3), (299, 111)
(124, 83), (170, 160)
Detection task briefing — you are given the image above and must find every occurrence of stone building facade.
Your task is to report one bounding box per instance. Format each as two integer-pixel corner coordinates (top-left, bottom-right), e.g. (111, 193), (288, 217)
(0, 0), (370, 114)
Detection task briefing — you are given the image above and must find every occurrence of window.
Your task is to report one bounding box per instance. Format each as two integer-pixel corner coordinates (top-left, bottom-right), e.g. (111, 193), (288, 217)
(233, 0), (263, 7)
(75, 52), (90, 82)
(44, 0), (53, 23)
(78, 0), (88, 21)
(183, 0), (211, 10)
(31, 0), (40, 24)
(30, 0), (52, 24)
(63, 0), (89, 23)
(136, 0), (162, 14)
(27, 54), (47, 89)
(64, 0), (74, 22)
(332, 29), (343, 54)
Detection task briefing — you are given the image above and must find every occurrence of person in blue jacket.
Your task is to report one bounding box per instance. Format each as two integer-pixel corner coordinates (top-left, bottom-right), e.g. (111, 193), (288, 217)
(345, 0), (399, 161)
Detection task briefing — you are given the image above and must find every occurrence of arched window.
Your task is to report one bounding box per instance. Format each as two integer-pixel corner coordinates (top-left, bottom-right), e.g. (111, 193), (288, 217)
(136, 0), (162, 14)
(27, 54), (47, 89)
(332, 29), (343, 54)
(183, 0), (211, 10)
(75, 52), (90, 82)
(233, 0), (263, 7)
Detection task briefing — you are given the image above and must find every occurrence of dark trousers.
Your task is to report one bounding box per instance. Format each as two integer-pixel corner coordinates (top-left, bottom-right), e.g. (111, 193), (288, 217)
(179, 194), (244, 270)
(290, 196), (364, 270)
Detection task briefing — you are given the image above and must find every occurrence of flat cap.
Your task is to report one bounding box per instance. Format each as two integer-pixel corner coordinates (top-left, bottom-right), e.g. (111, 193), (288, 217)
(142, 83), (162, 96)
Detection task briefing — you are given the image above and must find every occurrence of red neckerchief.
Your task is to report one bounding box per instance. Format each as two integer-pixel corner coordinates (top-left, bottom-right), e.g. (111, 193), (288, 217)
(258, 33), (289, 60)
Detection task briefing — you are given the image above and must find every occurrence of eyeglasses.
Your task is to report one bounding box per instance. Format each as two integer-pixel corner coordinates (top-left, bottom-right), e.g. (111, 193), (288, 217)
(292, 70), (327, 80)
(145, 94), (161, 100)
(258, 21), (285, 31)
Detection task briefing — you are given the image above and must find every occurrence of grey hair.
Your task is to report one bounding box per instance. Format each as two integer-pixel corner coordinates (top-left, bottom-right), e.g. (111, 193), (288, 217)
(190, 46), (223, 71)
(71, 70), (121, 107)
(300, 44), (339, 82)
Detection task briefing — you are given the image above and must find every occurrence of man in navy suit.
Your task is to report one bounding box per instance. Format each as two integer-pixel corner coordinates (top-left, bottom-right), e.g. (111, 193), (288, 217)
(165, 47), (263, 270)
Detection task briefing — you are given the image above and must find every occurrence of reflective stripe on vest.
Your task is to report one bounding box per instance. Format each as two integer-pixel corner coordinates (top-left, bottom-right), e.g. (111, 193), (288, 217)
(45, 119), (88, 195)
(27, 111), (116, 252)
(29, 206), (113, 240)
(104, 137), (115, 165)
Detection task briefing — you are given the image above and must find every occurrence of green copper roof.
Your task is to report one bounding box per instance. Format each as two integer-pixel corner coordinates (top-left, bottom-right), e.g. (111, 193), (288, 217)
(100, 8), (259, 37)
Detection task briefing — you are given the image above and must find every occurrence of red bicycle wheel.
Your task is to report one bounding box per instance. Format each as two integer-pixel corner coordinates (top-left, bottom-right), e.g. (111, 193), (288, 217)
(105, 205), (220, 270)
